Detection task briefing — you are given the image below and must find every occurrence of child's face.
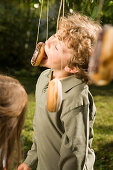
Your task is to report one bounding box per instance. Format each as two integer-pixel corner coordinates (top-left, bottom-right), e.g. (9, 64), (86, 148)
(41, 34), (74, 70)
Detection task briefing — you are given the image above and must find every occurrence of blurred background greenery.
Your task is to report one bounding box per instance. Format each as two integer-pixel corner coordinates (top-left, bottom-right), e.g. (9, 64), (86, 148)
(0, 0), (113, 74)
(0, 0), (113, 170)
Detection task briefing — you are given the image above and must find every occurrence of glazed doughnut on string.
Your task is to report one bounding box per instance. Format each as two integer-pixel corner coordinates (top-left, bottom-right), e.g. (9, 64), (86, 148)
(31, 0), (108, 111)
(31, 0), (65, 112)
(31, 0), (65, 68)
(31, 0), (48, 67)
(88, 0), (113, 85)
(88, 25), (113, 86)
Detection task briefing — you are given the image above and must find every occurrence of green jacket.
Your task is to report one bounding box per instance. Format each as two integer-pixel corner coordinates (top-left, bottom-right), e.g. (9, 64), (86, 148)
(24, 69), (96, 170)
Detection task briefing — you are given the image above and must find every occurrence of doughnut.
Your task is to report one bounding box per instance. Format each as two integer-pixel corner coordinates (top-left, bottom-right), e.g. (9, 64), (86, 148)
(89, 26), (113, 86)
(47, 79), (62, 112)
(31, 42), (45, 66)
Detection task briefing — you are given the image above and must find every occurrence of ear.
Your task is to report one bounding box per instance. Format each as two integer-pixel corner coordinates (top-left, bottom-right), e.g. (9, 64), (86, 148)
(64, 66), (78, 73)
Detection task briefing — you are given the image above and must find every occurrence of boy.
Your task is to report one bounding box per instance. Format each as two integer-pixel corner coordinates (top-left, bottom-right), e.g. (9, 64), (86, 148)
(18, 13), (101, 170)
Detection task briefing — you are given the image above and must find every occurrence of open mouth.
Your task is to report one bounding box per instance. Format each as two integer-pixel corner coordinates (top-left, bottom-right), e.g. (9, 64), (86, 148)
(31, 45), (48, 66)
(40, 51), (48, 65)
(31, 51), (48, 66)
(43, 51), (48, 60)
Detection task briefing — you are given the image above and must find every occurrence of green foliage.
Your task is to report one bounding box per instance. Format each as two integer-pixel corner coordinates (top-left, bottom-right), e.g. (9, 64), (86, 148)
(89, 83), (113, 169)
(64, 0), (113, 23)
(0, 1), (35, 69)
(0, 0), (56, 70)
(0, 0), (113, 71)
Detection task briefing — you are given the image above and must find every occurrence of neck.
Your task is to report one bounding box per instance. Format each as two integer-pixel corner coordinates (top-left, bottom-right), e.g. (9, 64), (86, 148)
(52, 69), (72, 80)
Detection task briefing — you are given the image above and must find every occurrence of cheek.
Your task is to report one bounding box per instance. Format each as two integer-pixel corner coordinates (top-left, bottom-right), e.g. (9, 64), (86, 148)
(49, 55), (61, 67)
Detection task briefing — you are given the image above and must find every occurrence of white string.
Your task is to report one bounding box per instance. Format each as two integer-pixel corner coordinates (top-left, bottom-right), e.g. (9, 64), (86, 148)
(36, 0), (44, 44)
(56, 0), (65, 71)
(61, 0), (65, 71)
(63, 0), (65, 17)
(56, 0), (63, 31)
(36, 0), (65, 76)
(46, 0), (49, 40)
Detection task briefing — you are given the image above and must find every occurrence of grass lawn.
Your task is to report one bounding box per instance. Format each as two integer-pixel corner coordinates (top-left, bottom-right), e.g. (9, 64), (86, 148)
(13, 73), (113, 170)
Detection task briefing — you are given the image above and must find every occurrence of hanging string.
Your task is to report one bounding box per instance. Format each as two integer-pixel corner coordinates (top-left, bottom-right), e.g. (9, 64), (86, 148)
(96, 0), (104, 21)
(58, 0), (65, 71)
(46, 0), (49, 40)
(36, 0), (44, 44)
(35, 0), (65, 77)
(56, 0), (63, 31)
(56, 0), (65, 31)
(61, 0), (65, 71)
(56, 0), (65, 72)
(63, 0), (65, 17)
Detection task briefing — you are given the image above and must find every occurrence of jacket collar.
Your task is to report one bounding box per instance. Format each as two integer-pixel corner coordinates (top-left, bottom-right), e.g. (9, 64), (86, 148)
(47, 69), (83, 93)
(60, 75), (83, 93)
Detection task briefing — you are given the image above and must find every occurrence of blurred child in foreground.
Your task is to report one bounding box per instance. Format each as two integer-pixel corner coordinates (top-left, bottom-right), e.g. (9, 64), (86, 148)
(0, 75), (27, 170)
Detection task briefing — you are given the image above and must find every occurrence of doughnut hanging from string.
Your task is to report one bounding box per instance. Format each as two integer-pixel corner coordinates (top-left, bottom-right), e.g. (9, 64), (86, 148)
(88, 0), (113, 85)
(31, 0), (65, 112)
(31, 0), (48, 67)
(31, 0), (111, 110)
(31, 0), (65, 68)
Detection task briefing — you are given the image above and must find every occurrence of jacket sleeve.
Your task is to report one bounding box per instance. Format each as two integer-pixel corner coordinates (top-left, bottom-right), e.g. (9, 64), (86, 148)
(59, 105), (89, 170)
(24, 70), (49, 168)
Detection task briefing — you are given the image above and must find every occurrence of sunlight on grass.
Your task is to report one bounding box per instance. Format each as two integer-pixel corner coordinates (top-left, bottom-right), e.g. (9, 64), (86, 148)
(90, 83), (113, 170)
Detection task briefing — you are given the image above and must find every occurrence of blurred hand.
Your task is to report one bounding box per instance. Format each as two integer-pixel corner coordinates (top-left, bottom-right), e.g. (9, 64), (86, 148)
(17, 163), (31, 170)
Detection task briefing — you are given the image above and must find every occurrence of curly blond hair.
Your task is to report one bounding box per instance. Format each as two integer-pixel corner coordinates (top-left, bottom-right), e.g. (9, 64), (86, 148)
(57, 13), (102, 83)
